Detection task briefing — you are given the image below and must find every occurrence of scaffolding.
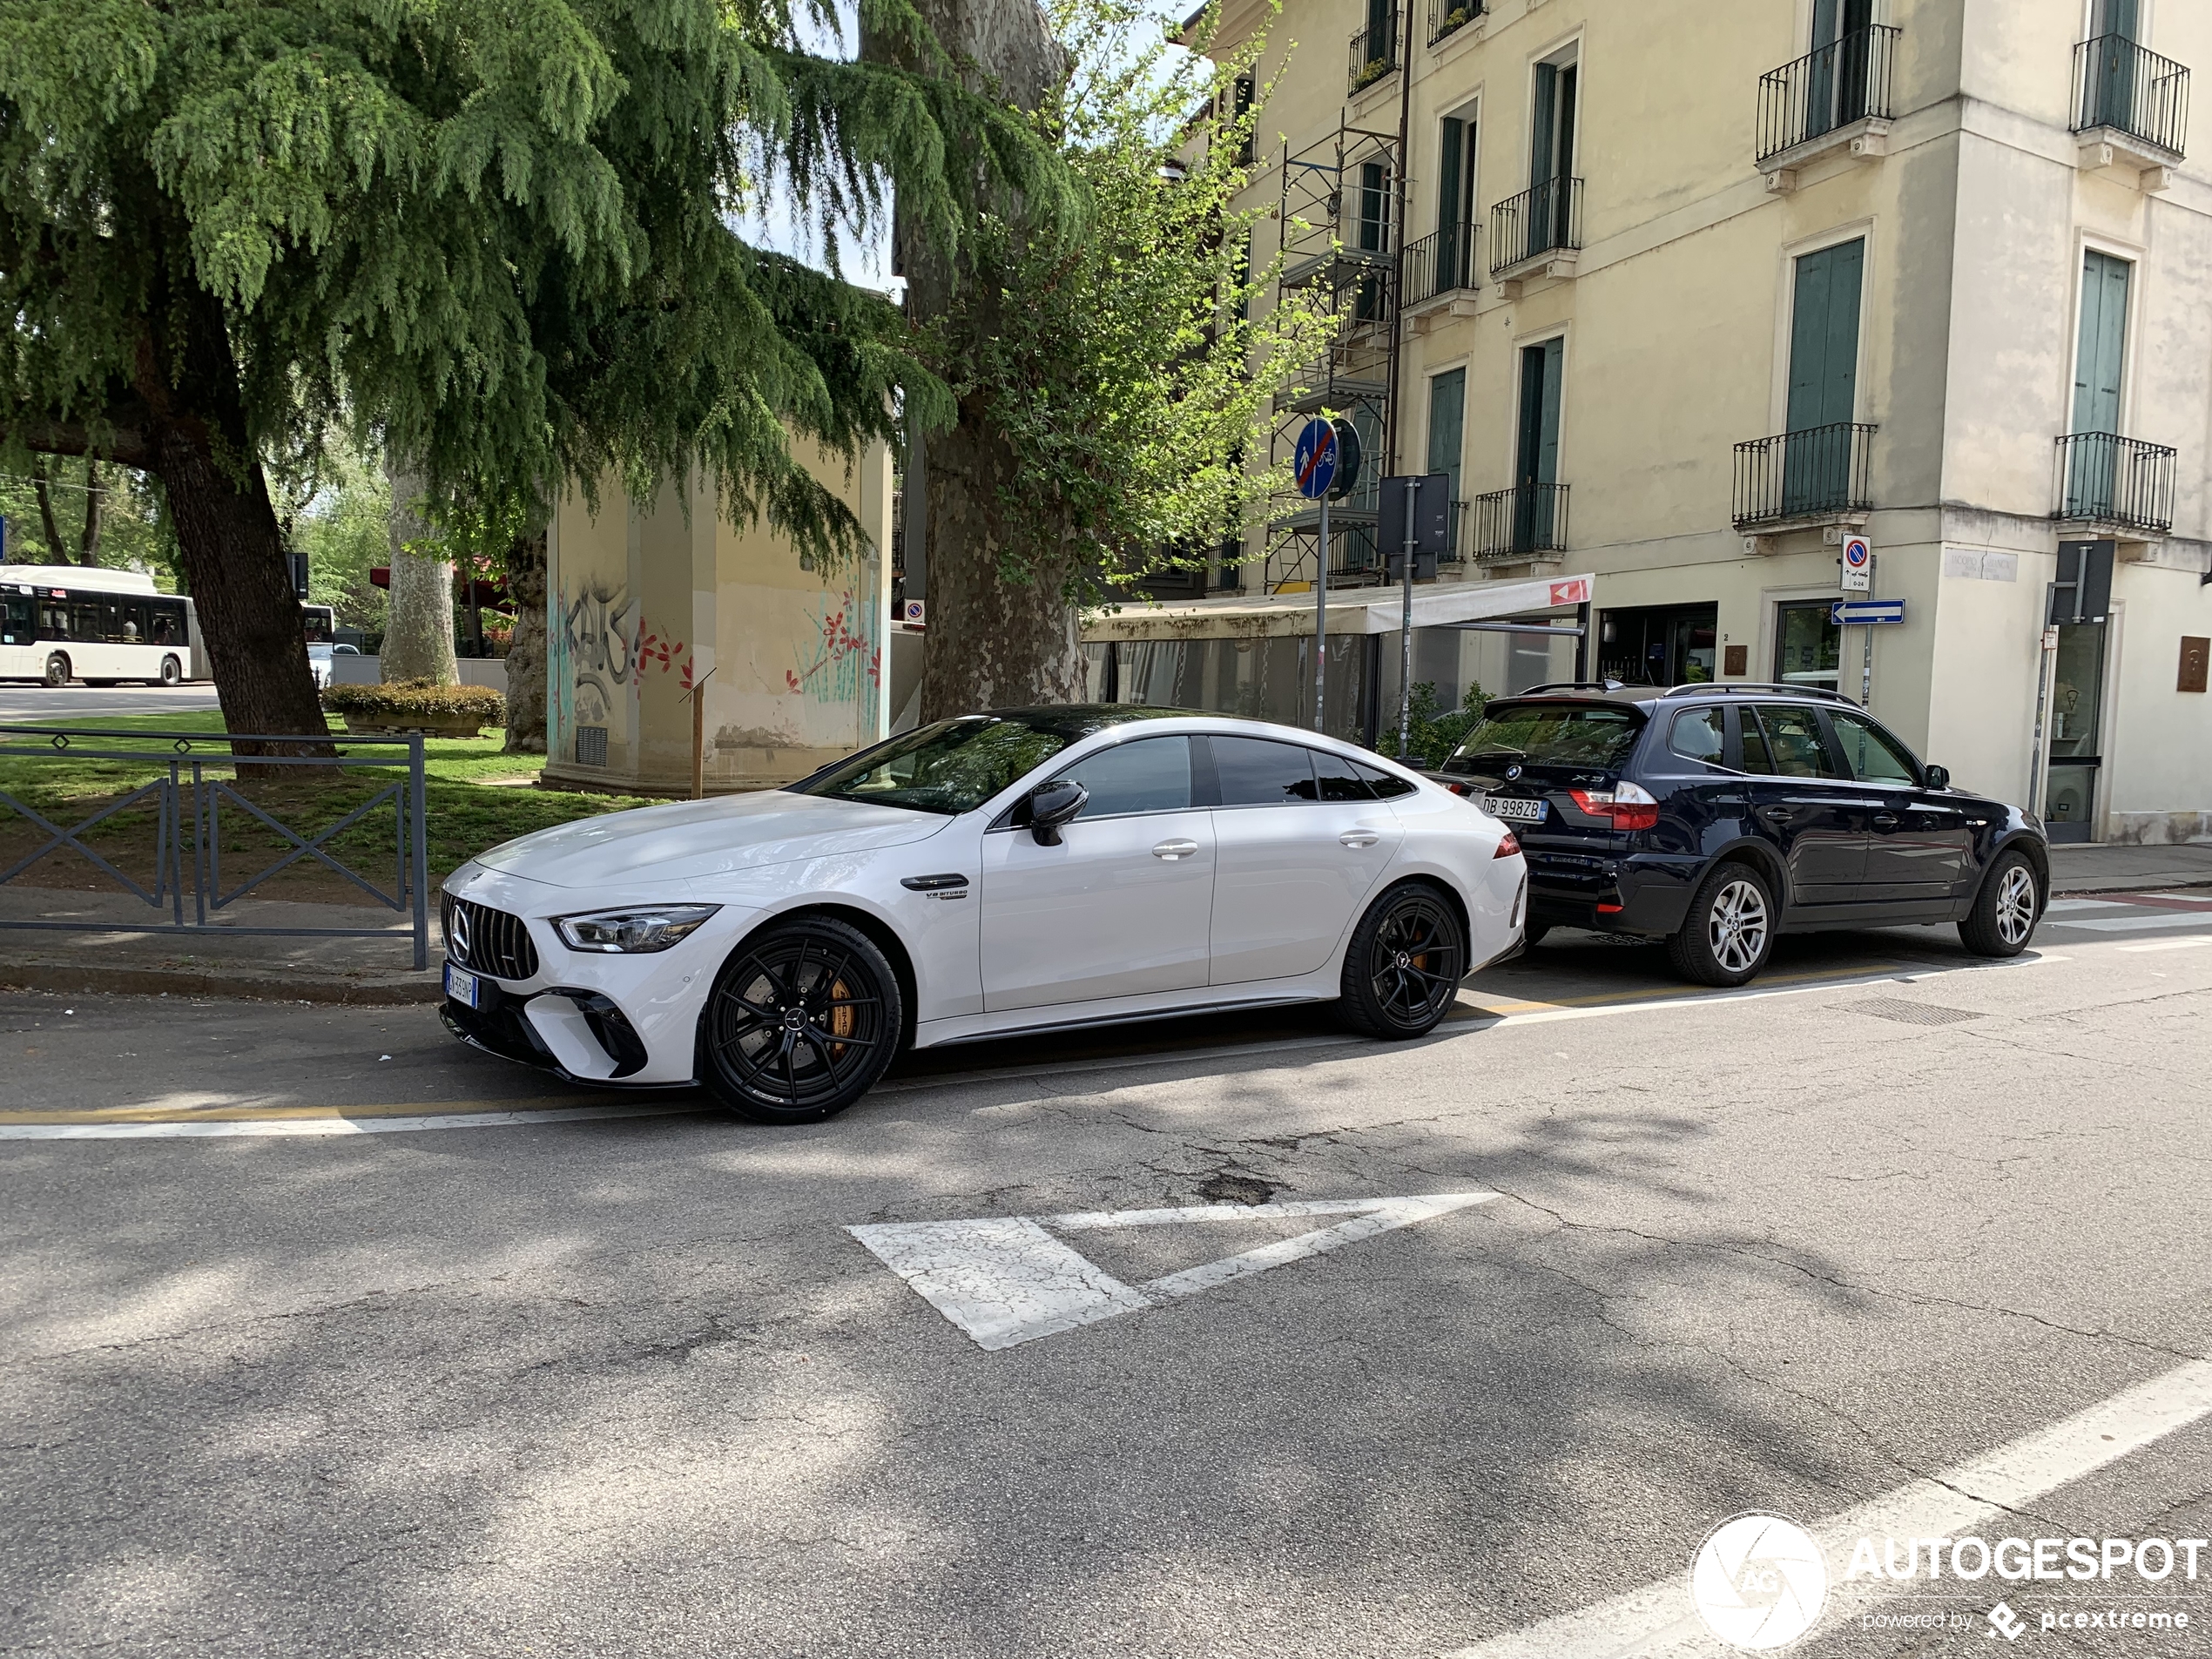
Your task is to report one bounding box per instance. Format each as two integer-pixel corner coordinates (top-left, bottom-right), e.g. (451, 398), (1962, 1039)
(1262, 118), (1402, 594)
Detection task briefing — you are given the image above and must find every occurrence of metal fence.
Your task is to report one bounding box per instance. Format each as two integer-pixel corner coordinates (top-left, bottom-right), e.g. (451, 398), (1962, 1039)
(1426, 0), (1484, 48)
(1347, 17), (1397, 93)
(2073, 34), (2190, 156)
(1401, 222), (1480, 307)
(1489, 177), (1581, 274)
(1733, 422), (1878, 528)
(1470, 483), (1570, 561)
(2053, 432), (2177, 535)
(0, 727), (430, 968)
(1756, 26), (1900, 161)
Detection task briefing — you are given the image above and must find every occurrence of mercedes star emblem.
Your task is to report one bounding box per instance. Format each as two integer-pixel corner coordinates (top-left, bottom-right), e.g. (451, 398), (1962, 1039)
(450, 905), (473, 962)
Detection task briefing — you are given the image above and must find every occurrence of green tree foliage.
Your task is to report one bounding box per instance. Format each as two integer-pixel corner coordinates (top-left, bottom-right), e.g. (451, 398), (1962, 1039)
(0, 0), (1073, 733)
(285, 449), (391, 633)
(1399, 680), (1490, 769)
(0, 460), (179, 583)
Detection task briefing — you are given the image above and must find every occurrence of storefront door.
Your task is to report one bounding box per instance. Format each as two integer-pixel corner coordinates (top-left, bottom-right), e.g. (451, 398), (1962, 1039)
(2045, 623), (2107, 843)
(1598, 604), (1718, 687)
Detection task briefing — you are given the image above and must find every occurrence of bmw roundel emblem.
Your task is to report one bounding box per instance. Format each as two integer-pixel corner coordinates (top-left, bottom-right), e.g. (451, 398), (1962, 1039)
(1504, 765), (1523, 781)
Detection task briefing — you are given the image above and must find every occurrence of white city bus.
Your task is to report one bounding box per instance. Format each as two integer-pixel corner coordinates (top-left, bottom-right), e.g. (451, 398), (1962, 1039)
(0, 564), (199, 686)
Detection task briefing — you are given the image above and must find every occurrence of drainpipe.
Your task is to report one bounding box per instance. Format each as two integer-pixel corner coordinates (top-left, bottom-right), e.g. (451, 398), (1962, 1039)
(1383, 0), (1414, 480)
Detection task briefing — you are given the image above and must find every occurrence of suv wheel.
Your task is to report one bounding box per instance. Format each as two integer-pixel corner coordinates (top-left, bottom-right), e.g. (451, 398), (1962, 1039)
(1960, 853), (2039, 958)
(1668, 863), (1776, 988)
(1339, 881), (1467, 1039)
(700, 917), (902, 1123)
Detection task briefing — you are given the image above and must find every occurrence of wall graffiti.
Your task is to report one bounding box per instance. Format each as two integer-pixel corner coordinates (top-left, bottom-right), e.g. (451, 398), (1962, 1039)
(552, 578), (641, 752)
(785, 588), (882, 705)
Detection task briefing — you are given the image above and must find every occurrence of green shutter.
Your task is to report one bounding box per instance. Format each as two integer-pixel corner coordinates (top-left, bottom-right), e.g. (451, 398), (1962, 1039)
(2073, 252), (2131, 435)
(1786, 239), (1863, 433)
(1438, 118), (1463, 238)
(1531, 64), (1557, 185)
(2095, 0), (2139, 40)
(1537, 338), (1564, 485)
(1427, 369), (1466, 501)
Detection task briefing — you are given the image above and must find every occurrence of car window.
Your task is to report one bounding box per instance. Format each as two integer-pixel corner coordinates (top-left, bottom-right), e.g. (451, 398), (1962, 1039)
(1668, 707), (1726, 767)
(1312, 749), (1374, 802)
(1752, 705), (1838, 779)
(1736, 707), (1774, 775)
(796, 716), (1073, 815)
(1354, 759), (1417, 799)
(1447, 703), (1644, 772)
(1211, 737), (1318, 806)
(1054, 737), (1195, 819)
(1829, 711), (1919, 785)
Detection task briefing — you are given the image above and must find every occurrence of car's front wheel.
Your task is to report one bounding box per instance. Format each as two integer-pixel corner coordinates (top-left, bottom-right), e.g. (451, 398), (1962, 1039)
(1960, 852), (2040, 958)
(1668, 862), (1777, 987)
(1339, 881), (1467, 1039)
(700, 916), (903, 1123)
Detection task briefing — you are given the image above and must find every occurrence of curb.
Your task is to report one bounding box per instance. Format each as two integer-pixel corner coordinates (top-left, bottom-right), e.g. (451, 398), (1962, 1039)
(2051, 874), (2212, 897)
(0, 961), (444, 1005)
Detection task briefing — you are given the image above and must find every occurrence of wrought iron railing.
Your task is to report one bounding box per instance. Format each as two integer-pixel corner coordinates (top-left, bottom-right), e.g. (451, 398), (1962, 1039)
(1426, 0), (1484, 48)
(1470, 484), (1570, 561)
(2054, 432), (2176, 534)
(1757, 26), (1900, 160)
(1489, 177), (1581, 274)
(0, 726), (430, 968)
(1401, 222), (1479, 307)
(1349, 18), (1398, 93)
(2074, 35), (2190, 157)
(1733, 422), (1877, 529)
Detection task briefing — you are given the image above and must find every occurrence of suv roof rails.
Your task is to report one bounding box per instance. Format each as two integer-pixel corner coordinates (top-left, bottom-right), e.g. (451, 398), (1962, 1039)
(1516, 679), (1626, 695)
(1658, 682), (1858, 705)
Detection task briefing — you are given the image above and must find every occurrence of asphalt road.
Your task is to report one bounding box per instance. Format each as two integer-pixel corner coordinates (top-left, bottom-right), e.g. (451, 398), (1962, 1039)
(0, 683), (222, 724)
(3, 906), (2210, 1658)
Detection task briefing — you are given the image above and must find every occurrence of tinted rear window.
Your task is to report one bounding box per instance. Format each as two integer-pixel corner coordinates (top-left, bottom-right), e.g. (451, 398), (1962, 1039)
(1447, 704), (1644, 772)
(1212, 737), (1318, 806)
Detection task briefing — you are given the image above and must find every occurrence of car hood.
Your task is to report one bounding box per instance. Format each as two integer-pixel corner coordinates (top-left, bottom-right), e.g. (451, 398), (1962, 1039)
(472, 790), (953, 887)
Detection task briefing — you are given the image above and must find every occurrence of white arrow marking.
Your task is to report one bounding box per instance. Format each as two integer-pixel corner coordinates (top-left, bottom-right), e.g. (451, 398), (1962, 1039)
(850, 1192), (1497, 1351)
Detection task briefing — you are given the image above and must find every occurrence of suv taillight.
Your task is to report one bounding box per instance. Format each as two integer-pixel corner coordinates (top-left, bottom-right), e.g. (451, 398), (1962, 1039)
(1568, 779), (1660, 831)
(1494, 830), (1521, 859)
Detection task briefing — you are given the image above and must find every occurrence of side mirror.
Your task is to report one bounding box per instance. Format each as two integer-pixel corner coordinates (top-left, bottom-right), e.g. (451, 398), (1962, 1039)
(1024, 779), (1089, 846)
(1925, 764), (1951, 791)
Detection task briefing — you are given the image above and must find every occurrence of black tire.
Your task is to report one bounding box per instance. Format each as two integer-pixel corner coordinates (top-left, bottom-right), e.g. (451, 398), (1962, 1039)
(1667, 861), (1777, 988)
(1521, 922), (1552, 949)
(1339, 881), (1468, 1039)
(1960, 851), (2040, 958)
(42, 653), (70, 688)
(699, 917), (902, 1123)
(159, 655), (183, 686)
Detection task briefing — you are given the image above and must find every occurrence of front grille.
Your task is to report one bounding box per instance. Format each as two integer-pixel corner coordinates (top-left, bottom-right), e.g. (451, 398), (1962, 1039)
(443, 895), (541, 982)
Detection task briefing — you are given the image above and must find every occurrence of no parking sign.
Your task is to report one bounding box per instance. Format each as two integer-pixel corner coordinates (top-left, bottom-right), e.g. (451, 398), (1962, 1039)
(1841, 534), (1872, 591)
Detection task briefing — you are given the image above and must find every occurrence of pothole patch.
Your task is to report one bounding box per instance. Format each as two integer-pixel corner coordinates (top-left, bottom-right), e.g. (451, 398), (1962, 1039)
(1198, 1171), (1281, 1206)
(1844, 997), (1985, 1027)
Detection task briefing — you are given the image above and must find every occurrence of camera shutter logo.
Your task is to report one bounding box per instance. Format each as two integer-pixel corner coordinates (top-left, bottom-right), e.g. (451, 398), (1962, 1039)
(1689, 1513), (1829, 1650)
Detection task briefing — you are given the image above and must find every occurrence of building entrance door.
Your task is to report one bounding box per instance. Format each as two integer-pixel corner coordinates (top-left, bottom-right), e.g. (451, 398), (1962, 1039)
(2045, 622), (2107, 843)
(1598, 604), (1718, 687)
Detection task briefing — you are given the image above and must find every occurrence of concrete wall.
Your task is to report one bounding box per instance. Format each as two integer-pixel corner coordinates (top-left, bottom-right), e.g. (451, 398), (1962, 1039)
(330, 657), (508, 693)
(543, 445), (893, 795)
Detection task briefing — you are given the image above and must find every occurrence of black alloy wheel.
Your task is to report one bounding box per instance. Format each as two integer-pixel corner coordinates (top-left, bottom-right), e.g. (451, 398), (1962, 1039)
(42, 653), (70, 688)
(1339, 882), (1467, 1039)
(700, 917), (902, 1123)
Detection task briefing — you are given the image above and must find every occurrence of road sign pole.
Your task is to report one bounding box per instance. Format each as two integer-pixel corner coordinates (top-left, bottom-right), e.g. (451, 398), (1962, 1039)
(1398, 476), (1417, 759)
(1314, 496), (1329, 732)
(1860, 554), (1876, 707)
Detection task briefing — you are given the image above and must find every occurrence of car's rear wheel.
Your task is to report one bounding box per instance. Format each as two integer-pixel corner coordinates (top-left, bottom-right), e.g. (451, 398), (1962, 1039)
(700, 917), (902, 1123)
(1960, 852), (2040, 958)
(1339, 882), (1467, 1039)
(1668, 862), (1776, 987)
(42, 653), (70, 688)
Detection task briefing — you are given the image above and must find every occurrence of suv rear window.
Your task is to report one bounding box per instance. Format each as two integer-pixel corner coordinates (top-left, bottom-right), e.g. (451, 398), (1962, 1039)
(1445, 703), (1645, 772)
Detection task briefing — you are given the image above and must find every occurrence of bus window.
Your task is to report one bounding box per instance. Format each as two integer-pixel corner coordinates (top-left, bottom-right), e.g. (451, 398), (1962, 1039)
(2, 597), (29, 645)
(74, 604), (109, 642)
(41, 604), (71, 638)
(302, 605), (334, 644)
(150, 606), (182, 646)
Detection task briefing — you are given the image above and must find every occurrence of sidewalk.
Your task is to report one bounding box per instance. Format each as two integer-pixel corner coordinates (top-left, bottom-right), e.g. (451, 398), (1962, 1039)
(2047, 841), (2212, 894)
(0, 887), (442, 1003)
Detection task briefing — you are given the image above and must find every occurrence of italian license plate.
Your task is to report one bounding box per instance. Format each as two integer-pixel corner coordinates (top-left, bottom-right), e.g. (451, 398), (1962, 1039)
(443, 961), (482, 1008)
(1487, 796), (1547, 823)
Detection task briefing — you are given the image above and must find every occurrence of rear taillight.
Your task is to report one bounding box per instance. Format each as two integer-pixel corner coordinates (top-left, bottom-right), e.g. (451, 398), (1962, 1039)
(1568, 779), (1660, 831)
(1444, 780), (1475, 797)
(1494, 830), (1521, 859)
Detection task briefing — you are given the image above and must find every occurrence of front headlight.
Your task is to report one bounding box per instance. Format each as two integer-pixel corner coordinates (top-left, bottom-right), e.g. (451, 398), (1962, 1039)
(553, 904), (721, 954)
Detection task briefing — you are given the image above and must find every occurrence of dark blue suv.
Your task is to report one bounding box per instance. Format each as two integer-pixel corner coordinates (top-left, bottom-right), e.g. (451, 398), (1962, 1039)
(1436, 682), (2049, 986)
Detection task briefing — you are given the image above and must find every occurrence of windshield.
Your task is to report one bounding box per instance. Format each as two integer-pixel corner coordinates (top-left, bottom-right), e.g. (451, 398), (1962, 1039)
(1445, 703), (1645, 772)
(793, 717), (1078, 816)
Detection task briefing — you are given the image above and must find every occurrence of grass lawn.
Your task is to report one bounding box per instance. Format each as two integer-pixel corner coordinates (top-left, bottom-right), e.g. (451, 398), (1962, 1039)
(0, 711), (661, 903)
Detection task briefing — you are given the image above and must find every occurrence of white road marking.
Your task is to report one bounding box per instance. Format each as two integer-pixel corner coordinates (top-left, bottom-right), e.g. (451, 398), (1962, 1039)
(0, 1104), (694, 1140)
(851, 1192), (1497, 1351)
(2053, 912), (2212, 933)
(1437, 1357), (2212, 1659)
(2118, 934), (2212, 953)
(2045, 898), (2128, 914)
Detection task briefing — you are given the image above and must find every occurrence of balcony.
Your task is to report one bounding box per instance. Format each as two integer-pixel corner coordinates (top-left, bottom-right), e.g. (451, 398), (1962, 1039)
(1756, 25), (1899, 192)
(1400, 222), (1479, 329)
(2054, 432), (2176, 539)
(1349, 18), (1398, 95)
(1426, 0), (1485, 49)
(2073, 35), (2188, 189)
(1488, 178), (1581, 287)
(1470, 483), (1569, 564)
(1733, 422), (1876, 544)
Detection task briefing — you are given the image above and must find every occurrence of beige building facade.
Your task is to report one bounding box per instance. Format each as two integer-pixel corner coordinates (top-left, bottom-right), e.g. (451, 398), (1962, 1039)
(1195, 0), (2212, 842)
(545, 446), (893, 794)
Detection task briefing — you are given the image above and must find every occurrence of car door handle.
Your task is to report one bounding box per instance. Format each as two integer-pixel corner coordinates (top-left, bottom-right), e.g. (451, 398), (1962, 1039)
(1339, 829), (1381, 848)
(1152, 839), (1200, 860)
(1871, 812), (1900, 832)
(1758, 806), (1793, 823)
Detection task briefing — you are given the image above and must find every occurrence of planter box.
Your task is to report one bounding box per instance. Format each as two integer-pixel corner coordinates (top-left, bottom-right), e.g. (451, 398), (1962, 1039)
(340, 712), (488, 738)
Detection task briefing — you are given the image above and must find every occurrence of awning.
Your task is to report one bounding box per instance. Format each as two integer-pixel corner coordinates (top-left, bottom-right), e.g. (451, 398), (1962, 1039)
(1082, 573), (1595, 643)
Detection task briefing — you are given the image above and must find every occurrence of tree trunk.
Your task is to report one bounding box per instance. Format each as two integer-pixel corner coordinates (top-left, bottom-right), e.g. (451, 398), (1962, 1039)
(32, 459), (67, 562)
(381, 462), (458, 685)
(867, 0), (1076, 722)
(502, 527), (548, 753)
(79, 460), (104, 567)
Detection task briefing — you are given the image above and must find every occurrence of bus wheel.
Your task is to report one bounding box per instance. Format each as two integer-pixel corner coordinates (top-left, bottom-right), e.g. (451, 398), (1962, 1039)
(42, 654), (71, 688)
(158, 656), (183, 686)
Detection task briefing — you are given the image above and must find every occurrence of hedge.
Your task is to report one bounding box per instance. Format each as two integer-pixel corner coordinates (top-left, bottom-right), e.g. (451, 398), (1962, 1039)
(322, 679), (507, 724)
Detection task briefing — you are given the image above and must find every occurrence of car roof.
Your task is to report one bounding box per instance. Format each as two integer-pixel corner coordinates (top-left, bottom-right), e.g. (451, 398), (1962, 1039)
(1482, 682), (1864, 712)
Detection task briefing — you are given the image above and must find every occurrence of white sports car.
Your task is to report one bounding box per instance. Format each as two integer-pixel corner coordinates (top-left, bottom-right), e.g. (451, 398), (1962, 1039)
(439, 708), (1528, 1122)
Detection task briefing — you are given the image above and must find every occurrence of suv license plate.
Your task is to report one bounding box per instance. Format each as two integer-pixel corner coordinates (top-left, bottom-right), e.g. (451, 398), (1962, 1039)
(1487, 797), (1547, 823)
(444, 961), (482, 1008)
